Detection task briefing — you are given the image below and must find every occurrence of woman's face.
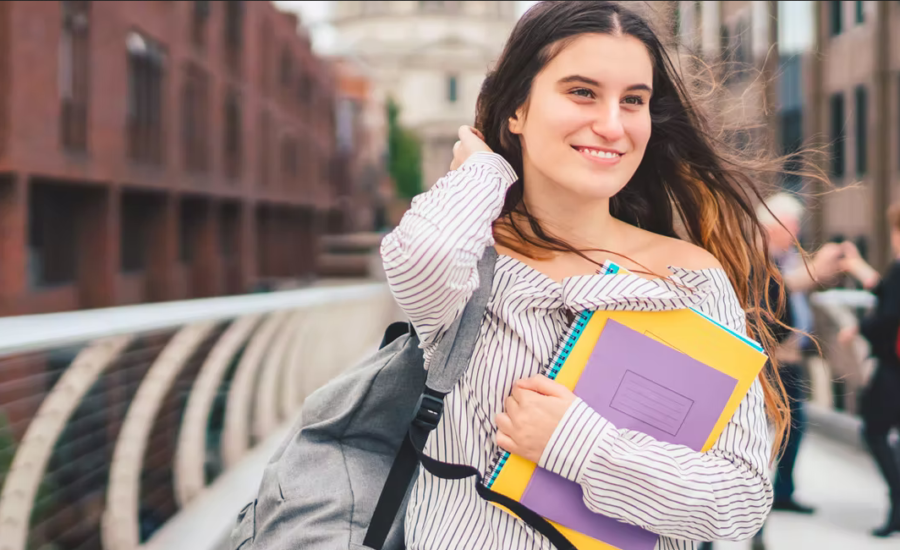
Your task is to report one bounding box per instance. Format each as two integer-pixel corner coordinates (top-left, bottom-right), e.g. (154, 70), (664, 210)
(509, 33), (654, 201)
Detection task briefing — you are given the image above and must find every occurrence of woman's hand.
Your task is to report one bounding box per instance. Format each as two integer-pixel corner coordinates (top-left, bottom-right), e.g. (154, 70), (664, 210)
(495, 375), (577, 464)
(450, 125), (492, 171)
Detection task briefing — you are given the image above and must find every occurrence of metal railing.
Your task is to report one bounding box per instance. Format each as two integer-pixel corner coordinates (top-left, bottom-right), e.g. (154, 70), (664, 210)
(0, 283), (880, 550)
(0, 283), (401, 550)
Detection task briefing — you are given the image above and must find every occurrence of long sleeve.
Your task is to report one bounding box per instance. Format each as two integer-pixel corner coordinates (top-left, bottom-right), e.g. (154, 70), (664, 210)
(538, 271), (772, 542)
(380, 152), (518, 354)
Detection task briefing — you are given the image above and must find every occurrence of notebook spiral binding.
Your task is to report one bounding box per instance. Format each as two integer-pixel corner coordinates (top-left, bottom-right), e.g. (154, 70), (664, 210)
(484, 261), (619, 490)
(484, 309), (594, 489)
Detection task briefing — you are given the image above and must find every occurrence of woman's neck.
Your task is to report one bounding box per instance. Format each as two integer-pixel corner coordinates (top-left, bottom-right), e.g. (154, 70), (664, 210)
(520, 175), (621, 253)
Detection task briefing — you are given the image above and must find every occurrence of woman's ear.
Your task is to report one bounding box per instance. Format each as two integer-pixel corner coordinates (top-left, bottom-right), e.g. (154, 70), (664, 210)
(508, 108), (525, 135)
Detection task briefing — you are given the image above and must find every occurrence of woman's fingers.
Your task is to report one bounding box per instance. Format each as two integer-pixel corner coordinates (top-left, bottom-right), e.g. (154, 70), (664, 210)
(504, 393), (520, 418)
(496, 412), (514, 433)
(451, 126), (492, 171)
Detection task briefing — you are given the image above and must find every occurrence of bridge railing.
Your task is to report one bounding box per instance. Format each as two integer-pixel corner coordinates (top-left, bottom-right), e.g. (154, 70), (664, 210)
(0, 283), (401, 550)
(0, 283), (880, 550)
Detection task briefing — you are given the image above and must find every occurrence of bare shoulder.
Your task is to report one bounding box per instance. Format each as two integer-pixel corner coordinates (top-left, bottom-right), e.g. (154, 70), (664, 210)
(637, 231), (723, 273)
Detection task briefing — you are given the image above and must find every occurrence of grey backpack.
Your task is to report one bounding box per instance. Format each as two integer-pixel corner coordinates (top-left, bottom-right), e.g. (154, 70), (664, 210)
(231, 247), (573, 550)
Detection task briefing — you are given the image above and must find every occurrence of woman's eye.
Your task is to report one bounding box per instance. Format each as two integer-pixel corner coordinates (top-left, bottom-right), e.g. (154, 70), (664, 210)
(623, 95), (645, 106)
(571, 88), (595, 99)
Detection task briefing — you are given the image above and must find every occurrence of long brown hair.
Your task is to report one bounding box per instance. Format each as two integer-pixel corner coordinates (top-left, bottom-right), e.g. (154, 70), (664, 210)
(475, 0), (808, 459)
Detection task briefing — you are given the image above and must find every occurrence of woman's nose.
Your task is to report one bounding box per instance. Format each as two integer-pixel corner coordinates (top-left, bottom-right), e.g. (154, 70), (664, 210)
(590, 102), (626, 142)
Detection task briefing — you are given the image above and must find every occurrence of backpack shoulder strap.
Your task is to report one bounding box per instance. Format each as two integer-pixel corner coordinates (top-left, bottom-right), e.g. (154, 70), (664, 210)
(364, 244), (574, 549)
(362, 246), (497, 549)
(424, 245), (498, 393)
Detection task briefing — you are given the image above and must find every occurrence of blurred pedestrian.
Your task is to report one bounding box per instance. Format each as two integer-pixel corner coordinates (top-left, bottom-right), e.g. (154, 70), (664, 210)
(837, 204), (900, 538)
(701, 194), (845, 550)
(760, 194), (848, 516)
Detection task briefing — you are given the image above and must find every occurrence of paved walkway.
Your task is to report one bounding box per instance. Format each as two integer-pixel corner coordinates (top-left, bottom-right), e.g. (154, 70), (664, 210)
(715, 431), (899, 549)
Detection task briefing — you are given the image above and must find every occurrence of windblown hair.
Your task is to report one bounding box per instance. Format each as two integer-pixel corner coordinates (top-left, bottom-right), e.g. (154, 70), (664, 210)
(475, 0), (816, 459)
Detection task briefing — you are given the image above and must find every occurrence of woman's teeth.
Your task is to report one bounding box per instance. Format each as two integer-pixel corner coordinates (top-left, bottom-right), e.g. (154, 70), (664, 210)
(579, 148), (620, 159)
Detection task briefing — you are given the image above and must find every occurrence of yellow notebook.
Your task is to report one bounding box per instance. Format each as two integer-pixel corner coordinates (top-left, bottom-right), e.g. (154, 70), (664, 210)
(484, 264), (768, 549)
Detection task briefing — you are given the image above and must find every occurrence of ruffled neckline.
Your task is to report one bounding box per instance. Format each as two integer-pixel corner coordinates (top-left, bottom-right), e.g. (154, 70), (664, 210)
(495, 253), (723, 313)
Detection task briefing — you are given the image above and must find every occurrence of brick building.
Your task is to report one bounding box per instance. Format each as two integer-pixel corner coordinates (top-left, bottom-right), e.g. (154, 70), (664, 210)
(0, 1), (345, 316)
(675, 1), (900, 270)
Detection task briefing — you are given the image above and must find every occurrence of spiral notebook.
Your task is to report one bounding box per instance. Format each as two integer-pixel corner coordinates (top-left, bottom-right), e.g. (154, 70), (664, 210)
(484, 263), (768, 550)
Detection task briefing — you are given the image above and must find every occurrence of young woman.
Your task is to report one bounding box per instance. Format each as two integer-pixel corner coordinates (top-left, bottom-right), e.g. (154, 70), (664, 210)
(838, 210), (900, 538)
(381, 2), (792, 548)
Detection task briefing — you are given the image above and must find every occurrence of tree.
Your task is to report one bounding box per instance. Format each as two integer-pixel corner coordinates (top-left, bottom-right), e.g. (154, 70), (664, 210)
(386, 97), (422, 199)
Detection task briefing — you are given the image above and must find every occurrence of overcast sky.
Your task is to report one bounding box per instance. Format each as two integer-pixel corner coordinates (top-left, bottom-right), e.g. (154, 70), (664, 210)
(273, 1), (539, 54)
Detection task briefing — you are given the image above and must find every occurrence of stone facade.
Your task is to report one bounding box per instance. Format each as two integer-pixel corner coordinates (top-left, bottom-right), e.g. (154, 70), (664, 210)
(330, 0), (516, 190)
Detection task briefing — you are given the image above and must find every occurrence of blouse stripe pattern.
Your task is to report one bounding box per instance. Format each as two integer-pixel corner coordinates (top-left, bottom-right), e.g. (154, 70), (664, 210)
(380, 152), (773, 550)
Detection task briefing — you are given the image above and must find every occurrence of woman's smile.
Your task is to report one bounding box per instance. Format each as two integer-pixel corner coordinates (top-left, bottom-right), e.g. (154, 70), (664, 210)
(572, 145), (623, 166)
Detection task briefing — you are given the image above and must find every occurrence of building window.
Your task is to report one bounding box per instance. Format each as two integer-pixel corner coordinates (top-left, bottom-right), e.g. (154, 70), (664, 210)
(260, 20), (273, 94)
(855, 1), (864, 23)
(224, 90), (242, 180)
(780, 108), (803, 192)
(126, 31), (166, 165)
(855, 85), (867, 176)
(830, 1), (843, 36)
(298, 71), (313, 108)
(719, 25), (731, 60)
(182, 63), (209, 173)
(28, 185), (78, 287)
(219, 204), (239, 260)
(830, 92), (846, 178)
(120, 193), (150, 272)
(281, 135), (298, 186)
(720, 16), (750, 82)
(192, 1), (210, 49)
(733, 17), (750, 66)
(60, 1), (90, 152)
(224, 0), (244, 72)
(447, 75), (458, 103)
(179, 200), (200, 264)
(260, 111), (271, 186)
(280, 47), (293, 89)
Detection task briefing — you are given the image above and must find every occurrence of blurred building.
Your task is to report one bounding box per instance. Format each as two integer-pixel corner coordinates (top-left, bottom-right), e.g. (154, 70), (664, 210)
(329, 1), (517, 190)
(675, 1), (897, 269)
(329, 54), (392, 233)
(0, 1), (357, 317)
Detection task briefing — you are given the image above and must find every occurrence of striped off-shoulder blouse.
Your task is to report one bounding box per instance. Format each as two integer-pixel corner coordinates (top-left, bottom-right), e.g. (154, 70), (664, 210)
(380, 152), (773, 550)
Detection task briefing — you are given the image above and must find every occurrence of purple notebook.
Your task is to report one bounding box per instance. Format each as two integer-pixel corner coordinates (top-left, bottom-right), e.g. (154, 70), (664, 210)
(519, 320), (738, 549)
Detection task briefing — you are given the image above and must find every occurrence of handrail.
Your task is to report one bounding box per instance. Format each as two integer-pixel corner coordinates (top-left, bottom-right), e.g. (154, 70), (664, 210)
(0, 283), (386, 358)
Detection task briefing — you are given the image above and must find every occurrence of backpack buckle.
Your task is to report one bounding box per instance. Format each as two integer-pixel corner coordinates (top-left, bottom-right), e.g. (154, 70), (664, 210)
(412, 393), (444, 430)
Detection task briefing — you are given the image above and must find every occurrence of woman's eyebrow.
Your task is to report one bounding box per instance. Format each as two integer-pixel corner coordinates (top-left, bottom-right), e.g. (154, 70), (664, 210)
(558, 75), (653, 95)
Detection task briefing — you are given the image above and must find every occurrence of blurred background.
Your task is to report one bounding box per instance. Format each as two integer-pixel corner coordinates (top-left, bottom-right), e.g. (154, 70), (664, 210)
(0, 1), (897, 550)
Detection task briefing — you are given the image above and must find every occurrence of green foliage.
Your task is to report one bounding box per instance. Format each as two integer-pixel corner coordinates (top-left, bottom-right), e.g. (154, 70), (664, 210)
(386, 97), (423, 199)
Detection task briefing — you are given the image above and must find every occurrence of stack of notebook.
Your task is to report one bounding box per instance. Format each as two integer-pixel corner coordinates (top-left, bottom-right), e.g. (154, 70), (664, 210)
(484, 263), (768, 550)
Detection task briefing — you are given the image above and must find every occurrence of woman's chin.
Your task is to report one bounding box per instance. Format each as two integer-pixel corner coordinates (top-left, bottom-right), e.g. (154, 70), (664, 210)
(557, 178), (626, 202)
